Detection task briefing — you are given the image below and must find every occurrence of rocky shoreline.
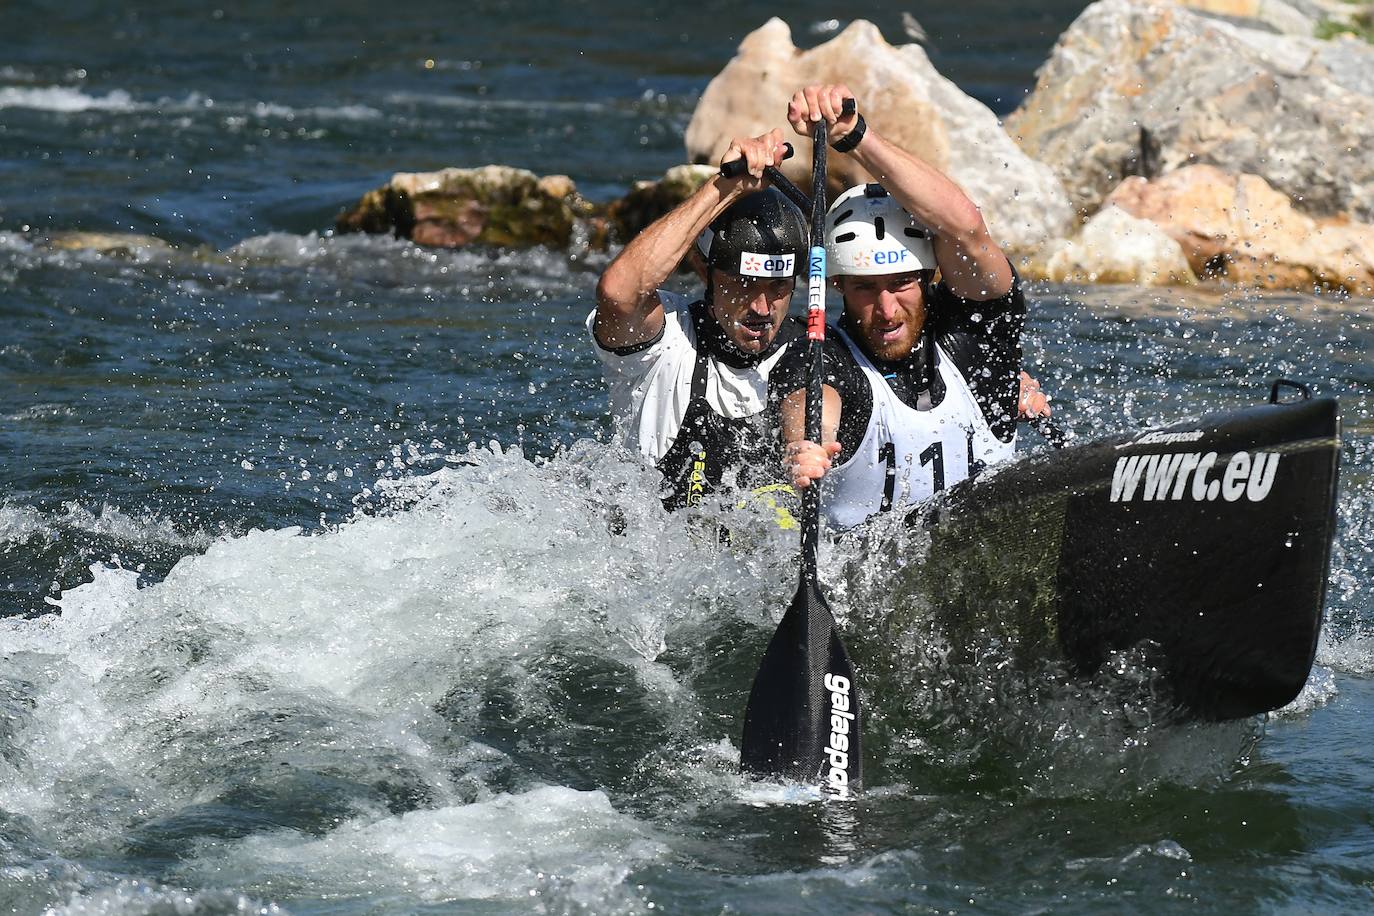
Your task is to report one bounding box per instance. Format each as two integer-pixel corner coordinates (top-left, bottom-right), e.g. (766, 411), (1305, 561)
(47, 0), (1374, 298)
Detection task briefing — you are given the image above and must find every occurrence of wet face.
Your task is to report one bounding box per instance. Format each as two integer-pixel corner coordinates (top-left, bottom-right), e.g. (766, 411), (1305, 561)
(835, 271), (934, 362)
(708, 271), (796, 354)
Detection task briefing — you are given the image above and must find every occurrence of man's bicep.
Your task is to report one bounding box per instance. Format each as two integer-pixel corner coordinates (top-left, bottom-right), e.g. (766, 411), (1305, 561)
(933, 237), (1015, 301)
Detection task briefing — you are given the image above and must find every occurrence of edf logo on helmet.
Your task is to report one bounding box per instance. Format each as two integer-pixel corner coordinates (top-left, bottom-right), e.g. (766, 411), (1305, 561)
(739, 251), (795, 278)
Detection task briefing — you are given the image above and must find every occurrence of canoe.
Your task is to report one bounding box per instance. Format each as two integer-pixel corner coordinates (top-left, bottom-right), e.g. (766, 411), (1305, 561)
(877, 384), (1340, 721)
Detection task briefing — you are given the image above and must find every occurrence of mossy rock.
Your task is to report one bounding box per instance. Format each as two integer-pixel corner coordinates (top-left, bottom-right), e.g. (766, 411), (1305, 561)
(337, 165), (592, 249)
(337, 162), (716, 252)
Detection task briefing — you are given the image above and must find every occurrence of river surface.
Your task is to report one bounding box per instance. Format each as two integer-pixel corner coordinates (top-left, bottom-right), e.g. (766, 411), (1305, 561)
(3, 2), (1373, 913)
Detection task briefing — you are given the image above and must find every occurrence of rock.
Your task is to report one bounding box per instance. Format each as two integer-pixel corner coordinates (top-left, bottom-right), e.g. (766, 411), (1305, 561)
(1178, 0), (1317, 36)
(337, 164), (720, 252)
(604, 164), (716, 243)
(336, 165), (595, 249)
(1105, 165), (1374, 294)
(1023, 205), (1197, 286)
(1005, 0), (1374, 223)
(44, 231), (176, 257)
(683, 18), (1072, 252)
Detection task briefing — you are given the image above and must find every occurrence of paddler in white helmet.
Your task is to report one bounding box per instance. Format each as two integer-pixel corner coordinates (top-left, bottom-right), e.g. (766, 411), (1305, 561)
(773, 84), (1048, 529)
(592, 129), (810, 510)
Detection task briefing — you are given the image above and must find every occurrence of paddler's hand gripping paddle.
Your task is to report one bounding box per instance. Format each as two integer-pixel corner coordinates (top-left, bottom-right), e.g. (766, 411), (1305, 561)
(739, 99), (862, 799)
(719, 143), (811, 214)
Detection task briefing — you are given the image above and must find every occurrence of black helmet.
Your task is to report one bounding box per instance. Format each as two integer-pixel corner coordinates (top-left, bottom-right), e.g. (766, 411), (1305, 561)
(695, 188), (807, 280)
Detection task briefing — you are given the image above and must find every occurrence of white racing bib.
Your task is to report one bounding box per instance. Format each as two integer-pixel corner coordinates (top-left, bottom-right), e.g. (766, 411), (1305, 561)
(823, 328), (1015, 529)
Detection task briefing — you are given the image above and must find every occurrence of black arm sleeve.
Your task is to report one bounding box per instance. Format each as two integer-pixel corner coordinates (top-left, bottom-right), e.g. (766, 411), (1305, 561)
(928, 264), (1026, 442)
(768, 333), (873, 464)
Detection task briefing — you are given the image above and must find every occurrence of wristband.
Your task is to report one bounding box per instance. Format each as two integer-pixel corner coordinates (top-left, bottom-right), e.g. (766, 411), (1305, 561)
(830, 114), (866, 153)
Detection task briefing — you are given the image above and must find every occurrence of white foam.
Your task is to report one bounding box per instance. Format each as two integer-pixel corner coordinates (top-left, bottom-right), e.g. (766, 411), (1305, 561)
(0, 86), (137, 112)
(247, 100), (381, 121)
(184, 785), (664, 908)
(4, 403), (77, 421)
(386, 91), (607, 113)
(1317, 632), (1374, 675)
(1067, 838), (1192, 871)
(0, 444), (786, 852)
(46, 880), (281, 916)
(0, 504), (55, 546)
(0, 85), (380, 122)
(0, 501), (212, 550)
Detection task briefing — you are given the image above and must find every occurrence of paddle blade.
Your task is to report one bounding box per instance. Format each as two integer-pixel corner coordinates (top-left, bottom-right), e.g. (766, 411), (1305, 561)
(740, 578), (861, 797)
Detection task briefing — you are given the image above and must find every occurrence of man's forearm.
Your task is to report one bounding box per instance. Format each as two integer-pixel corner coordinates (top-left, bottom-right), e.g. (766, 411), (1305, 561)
(846, 130), (982, 241)
(600, 177), (736, 309)
(779, 386), (842, 445)
(593, 177), (739, 349)
(844, 127), (1012, 299)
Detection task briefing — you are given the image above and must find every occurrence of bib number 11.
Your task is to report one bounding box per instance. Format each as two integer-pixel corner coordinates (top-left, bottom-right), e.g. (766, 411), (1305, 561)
(879, 440), (946, 512)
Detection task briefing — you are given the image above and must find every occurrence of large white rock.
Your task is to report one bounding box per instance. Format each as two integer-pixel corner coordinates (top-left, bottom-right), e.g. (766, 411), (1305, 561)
(1005, 0), (1374, 222)
(684, 18), (1073, 252)
(1026, 205), (1198, 286)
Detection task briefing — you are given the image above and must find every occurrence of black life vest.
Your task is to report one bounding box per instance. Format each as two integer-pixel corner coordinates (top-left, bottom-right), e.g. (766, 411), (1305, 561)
(655, 303), (798, 510)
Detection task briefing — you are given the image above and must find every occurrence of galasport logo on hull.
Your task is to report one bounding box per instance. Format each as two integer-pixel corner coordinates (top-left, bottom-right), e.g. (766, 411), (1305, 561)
(1110, 450), (1280, 503)
(823, 672), (854, 798)
(1114, 429), (1206, 449)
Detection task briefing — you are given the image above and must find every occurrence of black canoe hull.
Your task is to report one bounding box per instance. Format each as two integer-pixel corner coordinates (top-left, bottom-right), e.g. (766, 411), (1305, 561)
(893, 396), (1341, 721)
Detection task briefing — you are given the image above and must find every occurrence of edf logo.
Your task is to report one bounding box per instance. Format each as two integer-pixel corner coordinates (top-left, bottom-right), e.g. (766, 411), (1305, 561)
(740, 252), (795, 277)
(874, 249), (910, 265)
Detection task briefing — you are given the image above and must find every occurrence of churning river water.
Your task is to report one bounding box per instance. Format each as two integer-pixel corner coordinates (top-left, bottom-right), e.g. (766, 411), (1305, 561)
(2, 2), (1372, 913)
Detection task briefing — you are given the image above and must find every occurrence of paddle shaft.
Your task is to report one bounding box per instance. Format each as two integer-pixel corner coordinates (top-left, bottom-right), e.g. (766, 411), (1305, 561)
(1029, 415), (1070, 448)
(799, 118), (829, 584)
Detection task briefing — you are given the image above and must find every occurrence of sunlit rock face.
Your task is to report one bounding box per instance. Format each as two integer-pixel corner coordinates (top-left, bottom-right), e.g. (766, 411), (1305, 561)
(1023, 205), (1198, 286)
(1005, 0), (1374, 224)
(1104, 166), (1374, 295)
(683, 18), (1073, 252)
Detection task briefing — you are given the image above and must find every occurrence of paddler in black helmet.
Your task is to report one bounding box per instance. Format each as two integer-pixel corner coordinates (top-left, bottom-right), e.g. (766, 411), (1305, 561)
(591, 129), (808, 510)
(774, 84), (1049, 528)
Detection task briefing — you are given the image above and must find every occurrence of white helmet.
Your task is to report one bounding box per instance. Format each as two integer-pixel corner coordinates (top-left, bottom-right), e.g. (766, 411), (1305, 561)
(825, 184), (936, 276)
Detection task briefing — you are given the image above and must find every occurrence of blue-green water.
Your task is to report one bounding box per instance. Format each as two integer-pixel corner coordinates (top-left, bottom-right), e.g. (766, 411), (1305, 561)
(3, 3), (1373, 913)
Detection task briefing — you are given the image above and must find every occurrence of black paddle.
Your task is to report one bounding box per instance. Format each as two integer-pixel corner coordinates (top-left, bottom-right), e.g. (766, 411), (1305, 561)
(740, 100), (861, 798)
(1029, 415), (1070, 448)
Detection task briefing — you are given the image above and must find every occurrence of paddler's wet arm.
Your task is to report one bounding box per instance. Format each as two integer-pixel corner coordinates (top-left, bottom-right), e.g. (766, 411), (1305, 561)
(593, 130), (788, 350)
(830, 101), (1013, 301)
(778, 385), (842, 489)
